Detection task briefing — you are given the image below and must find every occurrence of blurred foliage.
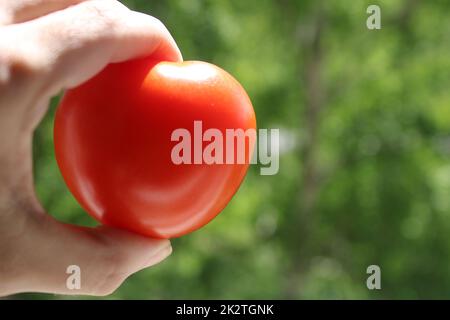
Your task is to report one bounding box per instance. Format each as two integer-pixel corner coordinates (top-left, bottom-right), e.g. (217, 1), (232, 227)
(23, 0), (450, 299)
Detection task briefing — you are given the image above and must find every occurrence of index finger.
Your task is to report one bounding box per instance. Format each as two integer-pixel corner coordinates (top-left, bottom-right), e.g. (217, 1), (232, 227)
(1, 0), (182, 90)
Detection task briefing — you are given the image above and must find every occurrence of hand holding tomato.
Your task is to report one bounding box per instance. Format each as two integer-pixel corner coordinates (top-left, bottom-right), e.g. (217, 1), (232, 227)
(0, 0), (181, 296)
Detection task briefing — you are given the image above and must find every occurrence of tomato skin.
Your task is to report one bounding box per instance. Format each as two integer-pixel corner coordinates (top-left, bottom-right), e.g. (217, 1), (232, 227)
(54, 58), (256, 239)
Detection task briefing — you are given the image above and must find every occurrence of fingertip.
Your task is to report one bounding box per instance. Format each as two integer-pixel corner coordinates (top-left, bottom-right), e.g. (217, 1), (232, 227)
(142, 243), (173, 268)
(143, 237), (171, 253)
(128, 11), (183, 63)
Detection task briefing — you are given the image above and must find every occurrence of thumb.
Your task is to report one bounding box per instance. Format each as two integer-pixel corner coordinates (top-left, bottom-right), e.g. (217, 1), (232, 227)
(5, 214), (172, 296)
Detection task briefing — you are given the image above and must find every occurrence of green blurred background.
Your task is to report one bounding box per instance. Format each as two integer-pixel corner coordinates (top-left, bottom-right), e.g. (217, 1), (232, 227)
(22, 0), (450, 299)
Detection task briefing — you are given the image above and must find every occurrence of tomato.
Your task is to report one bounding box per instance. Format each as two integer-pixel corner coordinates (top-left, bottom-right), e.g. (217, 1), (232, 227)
(54, 58), (256, 238)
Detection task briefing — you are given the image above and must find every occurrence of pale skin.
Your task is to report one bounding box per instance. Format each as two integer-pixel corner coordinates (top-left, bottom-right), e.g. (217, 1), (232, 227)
(0, 0), (183, 296)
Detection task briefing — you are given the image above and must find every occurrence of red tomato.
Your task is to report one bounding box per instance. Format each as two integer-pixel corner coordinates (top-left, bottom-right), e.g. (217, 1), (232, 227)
(54, 58), (256, 238)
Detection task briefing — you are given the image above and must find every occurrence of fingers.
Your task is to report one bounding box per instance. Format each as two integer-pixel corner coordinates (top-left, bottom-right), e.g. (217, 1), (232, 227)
(0, 0), (182, 91)
(32, 0), (182, 87)
(0, 0), (87, 25)
(3, 215), (172, 296)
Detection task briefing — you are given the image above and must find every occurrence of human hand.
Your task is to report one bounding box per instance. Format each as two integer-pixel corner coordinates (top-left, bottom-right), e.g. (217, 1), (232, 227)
(0, 0), (182, 296)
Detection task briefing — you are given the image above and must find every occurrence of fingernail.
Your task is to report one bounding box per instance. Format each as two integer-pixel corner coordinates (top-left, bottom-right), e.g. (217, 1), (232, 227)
(144, 244), (172, 268)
